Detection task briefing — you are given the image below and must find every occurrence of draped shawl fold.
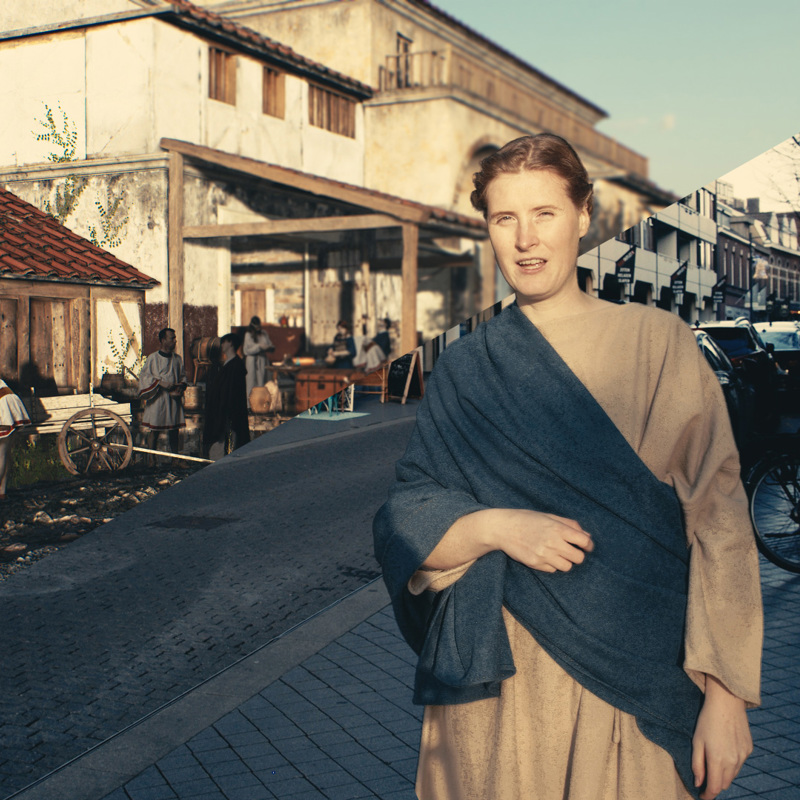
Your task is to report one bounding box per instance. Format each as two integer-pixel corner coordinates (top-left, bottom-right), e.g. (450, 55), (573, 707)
(373, 303), (703, 798)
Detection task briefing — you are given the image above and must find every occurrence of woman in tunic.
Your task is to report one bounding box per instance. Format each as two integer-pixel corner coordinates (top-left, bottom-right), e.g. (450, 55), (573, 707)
(373, 134), (762, 800)
(243, 316), (275, 406)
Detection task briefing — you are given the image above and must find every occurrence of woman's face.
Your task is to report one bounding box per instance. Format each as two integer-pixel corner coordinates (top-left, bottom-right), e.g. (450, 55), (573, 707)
(485, 169), (589, 311)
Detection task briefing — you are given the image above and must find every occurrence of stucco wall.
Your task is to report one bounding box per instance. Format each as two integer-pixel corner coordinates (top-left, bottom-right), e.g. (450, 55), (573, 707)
(0, 0), (130, 34)
(0, 18), (365, 184)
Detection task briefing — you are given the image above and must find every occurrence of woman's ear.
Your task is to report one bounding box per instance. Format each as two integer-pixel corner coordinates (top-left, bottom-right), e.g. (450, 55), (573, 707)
(578, 206), (590, 239)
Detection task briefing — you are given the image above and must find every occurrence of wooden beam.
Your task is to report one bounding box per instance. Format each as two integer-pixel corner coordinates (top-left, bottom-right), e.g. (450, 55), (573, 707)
(183, 214), (399, 239)
(160, 138), (429, 224)
(401, 223), (419, 355)
(361, 237), (374, 338)
(168, 150), (185, 357)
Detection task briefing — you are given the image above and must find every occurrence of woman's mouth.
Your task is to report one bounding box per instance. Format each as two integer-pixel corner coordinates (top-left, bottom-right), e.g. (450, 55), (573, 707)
(517, 258), (546, 272)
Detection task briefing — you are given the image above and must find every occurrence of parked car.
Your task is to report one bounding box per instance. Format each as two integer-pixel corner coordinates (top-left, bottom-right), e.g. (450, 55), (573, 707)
(693, 330), (756, 446)
(753, 320), (800, 373)
(693, 318), (780, 434)
(754, 321), (800, 410)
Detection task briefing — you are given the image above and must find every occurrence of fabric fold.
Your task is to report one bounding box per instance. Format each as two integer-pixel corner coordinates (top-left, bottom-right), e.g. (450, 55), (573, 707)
(373, 303), (704, 798)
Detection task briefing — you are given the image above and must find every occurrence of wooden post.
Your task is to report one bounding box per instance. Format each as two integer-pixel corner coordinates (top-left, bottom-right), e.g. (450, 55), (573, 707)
(479, 240), (497, 311)
(401, 223), (419, 355)
(360, 235), (374, 337)
(168, 150), (185, 357)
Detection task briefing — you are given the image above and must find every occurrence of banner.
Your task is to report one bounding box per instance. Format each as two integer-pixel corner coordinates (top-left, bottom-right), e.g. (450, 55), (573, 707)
(615, 247), (635, 286)
(712, 277), (726, 306)
(670, 262), (688, 304)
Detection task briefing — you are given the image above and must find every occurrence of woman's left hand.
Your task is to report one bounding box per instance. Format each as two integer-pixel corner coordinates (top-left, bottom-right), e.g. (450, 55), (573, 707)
(691, 675), (752, 799)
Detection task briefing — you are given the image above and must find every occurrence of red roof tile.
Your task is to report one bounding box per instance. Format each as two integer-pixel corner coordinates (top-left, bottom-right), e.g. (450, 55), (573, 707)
(0, 187), (158, 287)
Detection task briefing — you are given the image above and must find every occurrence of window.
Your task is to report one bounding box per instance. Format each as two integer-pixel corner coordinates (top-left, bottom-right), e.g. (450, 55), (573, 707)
(209, 47), (236, 104)
(263, 67), (285, 118)
(308, 85), (356, 138)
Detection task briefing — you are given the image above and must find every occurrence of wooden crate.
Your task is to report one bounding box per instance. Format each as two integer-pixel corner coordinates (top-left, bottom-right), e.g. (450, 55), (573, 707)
(293, 368), (356, 413)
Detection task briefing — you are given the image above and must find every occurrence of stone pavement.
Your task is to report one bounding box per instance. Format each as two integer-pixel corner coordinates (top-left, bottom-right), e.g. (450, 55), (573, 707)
(0, 396), (418, 798)
(9, 554), (800, 800)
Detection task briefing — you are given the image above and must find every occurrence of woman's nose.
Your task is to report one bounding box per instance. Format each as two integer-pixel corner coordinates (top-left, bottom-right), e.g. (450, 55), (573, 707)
(515, 222), (539, 250)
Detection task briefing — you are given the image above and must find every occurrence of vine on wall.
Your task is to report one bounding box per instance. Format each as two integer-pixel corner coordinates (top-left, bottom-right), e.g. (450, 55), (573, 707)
(33, 103), (129, 248)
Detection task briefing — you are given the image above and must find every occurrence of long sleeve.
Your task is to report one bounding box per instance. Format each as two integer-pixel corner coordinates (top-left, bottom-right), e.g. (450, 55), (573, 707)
(242, 332), (261, 356)
(664, 329), (762, 704)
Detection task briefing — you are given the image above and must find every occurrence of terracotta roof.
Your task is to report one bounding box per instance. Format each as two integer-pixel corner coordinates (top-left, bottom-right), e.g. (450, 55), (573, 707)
(161, 0), (372, 98)
(0, 188), (157, 287)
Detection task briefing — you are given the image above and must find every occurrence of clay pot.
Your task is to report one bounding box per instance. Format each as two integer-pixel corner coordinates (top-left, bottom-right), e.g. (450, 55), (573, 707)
(249, 386), (271, 414)
(183, 384), (205, 412)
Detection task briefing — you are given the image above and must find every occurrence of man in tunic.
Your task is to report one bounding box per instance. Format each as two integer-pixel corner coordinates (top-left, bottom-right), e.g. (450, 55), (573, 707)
(138, 328), (186, 459)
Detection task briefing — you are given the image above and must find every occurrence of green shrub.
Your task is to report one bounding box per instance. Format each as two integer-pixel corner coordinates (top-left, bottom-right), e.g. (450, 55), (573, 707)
(9, 435), (71, 488)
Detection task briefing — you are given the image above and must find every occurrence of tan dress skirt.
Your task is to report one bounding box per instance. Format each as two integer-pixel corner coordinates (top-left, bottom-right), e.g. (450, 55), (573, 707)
(411, 303), (763, 800)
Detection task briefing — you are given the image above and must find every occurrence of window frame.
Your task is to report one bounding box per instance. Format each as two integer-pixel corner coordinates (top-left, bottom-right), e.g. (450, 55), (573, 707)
(262, 66), (286, 118)
(308, 83), (356, 139)
(209, 46), (237, 105)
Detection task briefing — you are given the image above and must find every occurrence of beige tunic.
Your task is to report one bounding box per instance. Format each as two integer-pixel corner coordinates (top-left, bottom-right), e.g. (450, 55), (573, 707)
(138, 351), (187, 431)
(411, 302), (763, 800)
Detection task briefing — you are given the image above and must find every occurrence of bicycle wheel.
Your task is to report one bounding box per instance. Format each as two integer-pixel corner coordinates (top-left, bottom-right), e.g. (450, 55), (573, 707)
(749, 453), (800, 573)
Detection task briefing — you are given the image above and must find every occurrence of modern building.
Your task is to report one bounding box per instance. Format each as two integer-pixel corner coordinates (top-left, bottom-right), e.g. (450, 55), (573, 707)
(577, 187), (718, 322)
(715, 189), (800, 321)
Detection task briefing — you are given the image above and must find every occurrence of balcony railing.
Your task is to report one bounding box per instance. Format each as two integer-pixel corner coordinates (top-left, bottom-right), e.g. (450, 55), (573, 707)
(378, 51), (648, 179)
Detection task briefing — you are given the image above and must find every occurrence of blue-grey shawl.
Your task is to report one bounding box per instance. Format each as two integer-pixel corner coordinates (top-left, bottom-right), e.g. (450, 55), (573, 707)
(373, 303), (703, 798)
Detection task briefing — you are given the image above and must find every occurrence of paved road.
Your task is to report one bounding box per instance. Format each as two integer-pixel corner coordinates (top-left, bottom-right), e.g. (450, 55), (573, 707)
(0, 412), (416, 798)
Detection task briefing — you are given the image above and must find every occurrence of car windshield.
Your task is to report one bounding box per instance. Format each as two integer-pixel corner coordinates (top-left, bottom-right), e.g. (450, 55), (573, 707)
(758, 329), (800, 350)
(702, 328), (753, 358)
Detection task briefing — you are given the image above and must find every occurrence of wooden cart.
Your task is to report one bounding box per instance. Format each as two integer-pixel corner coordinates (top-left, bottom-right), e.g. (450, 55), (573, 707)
(22, 391), (210, 476)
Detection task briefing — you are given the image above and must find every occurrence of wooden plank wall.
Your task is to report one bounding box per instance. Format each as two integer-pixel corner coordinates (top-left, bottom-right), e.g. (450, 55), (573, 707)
(0, 280), (142, 394)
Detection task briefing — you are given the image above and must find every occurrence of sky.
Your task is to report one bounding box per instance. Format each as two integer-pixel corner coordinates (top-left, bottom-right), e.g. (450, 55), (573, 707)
(431, 0), (799, 205)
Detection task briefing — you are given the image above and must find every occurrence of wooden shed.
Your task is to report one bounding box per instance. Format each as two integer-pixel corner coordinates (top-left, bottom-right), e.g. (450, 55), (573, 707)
(0, 187), (157, 395)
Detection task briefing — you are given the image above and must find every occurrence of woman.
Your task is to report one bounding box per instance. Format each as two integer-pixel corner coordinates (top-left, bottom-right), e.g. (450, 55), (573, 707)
(326, 320), (357, 368)
(203, 333), (250, 459)
(354, 317), (392, 371)
(373, 135), (762, 800)
(243, 316), (274, 406)
(0, 379), (30, 499)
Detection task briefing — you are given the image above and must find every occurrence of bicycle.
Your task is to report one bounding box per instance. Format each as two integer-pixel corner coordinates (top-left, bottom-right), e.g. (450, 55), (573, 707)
(741, 433), (800, 573)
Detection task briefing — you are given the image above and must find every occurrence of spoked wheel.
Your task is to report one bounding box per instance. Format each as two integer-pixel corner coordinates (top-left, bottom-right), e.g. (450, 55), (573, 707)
(749, 453), (800, 573)
(57, 408), (133, 476)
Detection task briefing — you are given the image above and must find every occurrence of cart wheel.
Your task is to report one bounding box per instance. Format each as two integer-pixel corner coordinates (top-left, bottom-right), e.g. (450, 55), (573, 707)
(57, 408), (133, 476)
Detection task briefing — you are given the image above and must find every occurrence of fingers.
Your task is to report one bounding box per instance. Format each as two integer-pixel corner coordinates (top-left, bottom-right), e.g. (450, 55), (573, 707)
(519, 513), (593, 572)
(692, 736), (707, 794)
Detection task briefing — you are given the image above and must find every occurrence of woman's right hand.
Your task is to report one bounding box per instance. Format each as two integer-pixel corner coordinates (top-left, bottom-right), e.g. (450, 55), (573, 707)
(491, 509), (593, 572)
(422, 508), (593, 572)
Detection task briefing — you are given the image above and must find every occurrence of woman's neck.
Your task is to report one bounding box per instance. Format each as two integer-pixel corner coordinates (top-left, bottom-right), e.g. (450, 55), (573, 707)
(517, 290), (606, 326)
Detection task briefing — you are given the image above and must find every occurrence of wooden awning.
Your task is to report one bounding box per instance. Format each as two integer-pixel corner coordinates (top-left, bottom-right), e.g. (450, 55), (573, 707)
(160, 138), (486, 355)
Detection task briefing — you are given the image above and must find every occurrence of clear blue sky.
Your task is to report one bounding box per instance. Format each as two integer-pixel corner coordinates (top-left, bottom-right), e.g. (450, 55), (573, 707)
(433, 0), (799, 199)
